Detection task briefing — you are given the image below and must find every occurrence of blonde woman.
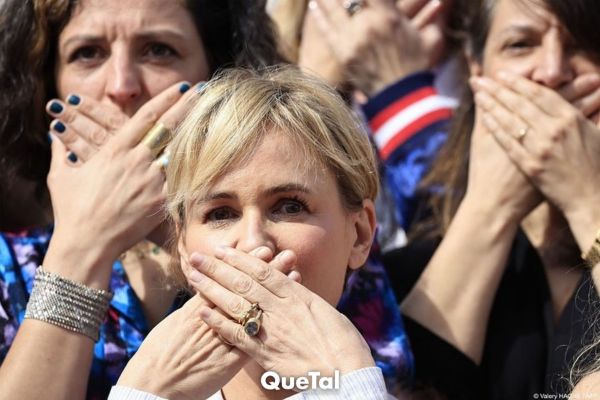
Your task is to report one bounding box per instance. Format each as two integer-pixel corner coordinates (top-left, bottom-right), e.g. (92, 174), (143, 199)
(108, 67), (404, 399)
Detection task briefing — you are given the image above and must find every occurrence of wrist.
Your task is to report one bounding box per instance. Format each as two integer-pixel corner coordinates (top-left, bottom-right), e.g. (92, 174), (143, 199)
(459, 193), (522, 232)
(44, 231), (116, 290)
(564, 199), (600, 255)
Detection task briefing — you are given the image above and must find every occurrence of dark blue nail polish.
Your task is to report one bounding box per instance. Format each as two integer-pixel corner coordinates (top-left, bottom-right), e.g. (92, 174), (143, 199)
(67, 94), (81, 106)
(179, 83), (191, 93)
(67, 152), (78, 163)
(49, 101), (63, 114)
(47, 132), (53, 143)
(53, 121), (66, 133)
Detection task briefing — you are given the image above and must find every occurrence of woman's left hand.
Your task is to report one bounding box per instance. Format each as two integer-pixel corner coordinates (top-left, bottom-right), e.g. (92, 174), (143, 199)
(187, 246), (376, 380)
(471, 72), (600, 253)
(116, 293), (246, 400)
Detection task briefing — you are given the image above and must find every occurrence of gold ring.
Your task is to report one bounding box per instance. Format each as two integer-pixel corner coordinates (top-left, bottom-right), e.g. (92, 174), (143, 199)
(217, 333), (234, 346)
(239, 303), (262, 337)
(343, 0), (365, 16)
(141, 123), (172, 158)
(517, 126), (529, 141)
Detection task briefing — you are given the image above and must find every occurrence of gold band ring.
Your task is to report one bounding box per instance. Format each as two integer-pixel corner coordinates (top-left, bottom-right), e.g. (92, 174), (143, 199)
(517, 126), (529, 142)
(141, 123), (172, 158)
(239, 303), (262, 337)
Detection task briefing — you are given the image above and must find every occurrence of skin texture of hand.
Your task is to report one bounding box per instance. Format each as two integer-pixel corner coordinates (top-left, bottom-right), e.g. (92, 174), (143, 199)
(46, 95), (129, 161)
(464, 100), (541, 223)
(116, 294), (246, 400)
(188, 246), (376, 379)
(472, 72), (600, 253)
(44, 81), (195, 289)
(310, 0), (431, 97)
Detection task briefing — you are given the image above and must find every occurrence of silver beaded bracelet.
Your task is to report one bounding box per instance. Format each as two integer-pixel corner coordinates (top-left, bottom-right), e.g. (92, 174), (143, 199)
(24, 267), (113, 341)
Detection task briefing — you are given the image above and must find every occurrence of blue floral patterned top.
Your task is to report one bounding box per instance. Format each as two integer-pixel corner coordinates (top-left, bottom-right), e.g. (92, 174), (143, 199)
(0, 225), (414, 397)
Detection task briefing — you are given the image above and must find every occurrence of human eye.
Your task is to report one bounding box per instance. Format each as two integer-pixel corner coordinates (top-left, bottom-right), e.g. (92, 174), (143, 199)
(68, 45), (106, 65)
(204, 207), (238, 225)
(273, 196), (310, 217)
(143, 42), (178, 61)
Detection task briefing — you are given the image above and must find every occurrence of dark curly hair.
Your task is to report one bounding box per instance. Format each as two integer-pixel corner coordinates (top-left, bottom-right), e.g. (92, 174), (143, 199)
(0, 0), (282, 193)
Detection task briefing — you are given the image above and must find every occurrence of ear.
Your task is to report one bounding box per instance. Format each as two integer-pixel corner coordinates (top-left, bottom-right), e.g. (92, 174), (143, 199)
(177, 231), (195, 281)
(348, 199), (377, 270)
(466, 49), (483, 77)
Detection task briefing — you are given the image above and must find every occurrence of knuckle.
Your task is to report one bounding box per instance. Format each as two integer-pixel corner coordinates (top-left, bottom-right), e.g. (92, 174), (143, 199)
(203, 258), (218, 277)
(228, 298), (245, 315)
(233, 325), (246, 344)
(91, 129), (107, 145)
(254, 265), (272, 282)
(139, 109), (161, 125)
(234, 276), (253, 295)
(524, 161), (543, 178)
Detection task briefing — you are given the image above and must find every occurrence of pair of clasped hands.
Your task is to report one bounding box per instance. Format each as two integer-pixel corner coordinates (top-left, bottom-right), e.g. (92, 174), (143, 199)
(466, 71), (600, 254)
(44, 85), (375, 399)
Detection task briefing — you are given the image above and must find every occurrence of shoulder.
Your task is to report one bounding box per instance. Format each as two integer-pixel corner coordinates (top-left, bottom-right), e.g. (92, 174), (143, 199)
(571, 372), (600, 400)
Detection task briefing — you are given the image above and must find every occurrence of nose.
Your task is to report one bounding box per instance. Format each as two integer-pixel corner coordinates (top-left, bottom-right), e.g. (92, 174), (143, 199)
(230, 210), (276, 255)
(105, 52), (143, 112)
(530, 32), (575, 89)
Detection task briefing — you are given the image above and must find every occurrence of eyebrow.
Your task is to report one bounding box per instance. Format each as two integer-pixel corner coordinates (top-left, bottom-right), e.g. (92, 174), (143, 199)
(61, 29), (186, 49)
(195, 183), (312, 204)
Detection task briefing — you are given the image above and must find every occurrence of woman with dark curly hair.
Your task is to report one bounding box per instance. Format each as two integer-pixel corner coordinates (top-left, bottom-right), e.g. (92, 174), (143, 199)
(0, 1), (281, 399)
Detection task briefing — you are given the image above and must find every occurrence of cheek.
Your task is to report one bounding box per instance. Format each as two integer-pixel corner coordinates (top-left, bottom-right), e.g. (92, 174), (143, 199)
(282, 224), (351, 306)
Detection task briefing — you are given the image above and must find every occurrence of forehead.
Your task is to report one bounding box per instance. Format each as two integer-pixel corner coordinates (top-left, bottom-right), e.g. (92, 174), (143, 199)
(489, 0), (560, 34)
(63, 0), (193, 34)
(206, 131), (331, 194)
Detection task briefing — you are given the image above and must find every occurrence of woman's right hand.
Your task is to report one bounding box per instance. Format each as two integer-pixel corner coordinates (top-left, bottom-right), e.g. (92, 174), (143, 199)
(115, 293), (247, 400)
(188, 246), (376, 379)
(44, 81), (195, 288)
(463, 87), (541, 224)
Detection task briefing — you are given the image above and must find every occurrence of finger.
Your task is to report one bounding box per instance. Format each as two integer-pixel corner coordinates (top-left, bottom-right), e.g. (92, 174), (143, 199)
(481, 112), (535, 175)
(313, 0), (351, 29)
(113, 81), (191, 150)
(64, 94), (128, 132)
(200, 306), (263, 356)
(496, 71), (570, 117)
(470, 76), (551, 141)
(47, 99), (113, 146)
(557, 73), (600, 103)
(214, 247), (297, 297)
(48, 132), (69, 173)
(188, 256), (257, 322)
(410, 0), (443, 29)
(572, 88), (600, 118)
(397, 0), (430, 19)
(474, 90), (533, 147)
(49, 119), (98, 162)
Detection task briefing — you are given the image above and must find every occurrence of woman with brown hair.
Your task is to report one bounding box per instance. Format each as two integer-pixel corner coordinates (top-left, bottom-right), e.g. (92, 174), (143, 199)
(0, 0), (280, 398)
(388, 0), (600, 398)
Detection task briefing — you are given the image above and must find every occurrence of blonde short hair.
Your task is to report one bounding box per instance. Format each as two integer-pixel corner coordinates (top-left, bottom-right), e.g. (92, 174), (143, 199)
(166, 66), (379, 228)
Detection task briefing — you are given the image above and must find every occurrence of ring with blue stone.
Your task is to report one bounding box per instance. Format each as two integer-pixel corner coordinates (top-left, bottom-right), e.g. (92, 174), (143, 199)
(240, 303), (262, 337)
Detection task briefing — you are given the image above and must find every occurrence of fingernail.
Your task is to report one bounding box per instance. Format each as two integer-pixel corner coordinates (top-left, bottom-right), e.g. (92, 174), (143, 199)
(276, 250), (294, 264)
(47, 132), (53, 143)
(199, 307), (212, 319)
(48, 101), (63, 114)
(190, 253), (205, 265)
(195, 82), (207, 93)
(214, 246), (227, 258)
(67, 152), (78, 163)
(52, 120), (66, 133)
(287, 270), (302, 283)
(309, 0), (318, 10)
(189, 270), (205, 283)
(67, 94), (81, 106)
(179, 82), (191, 94)
(254, 246), (271, 259)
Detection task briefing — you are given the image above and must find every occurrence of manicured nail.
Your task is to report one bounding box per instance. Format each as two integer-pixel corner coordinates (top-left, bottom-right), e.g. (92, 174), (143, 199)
(67, 94), (81, 106)
(49, 101), (63, 114)
(67, 152), (78, 163)
(179, 82), (191, 94)
(52, 120), (66, 133)
(189, 269), (204, 283)
(47, 132), (53, 144)
(275, 250), (295, 264)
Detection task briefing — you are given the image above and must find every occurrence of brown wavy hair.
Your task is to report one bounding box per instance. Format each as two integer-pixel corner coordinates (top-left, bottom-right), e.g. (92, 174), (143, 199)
(0, 0), (282, 195)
